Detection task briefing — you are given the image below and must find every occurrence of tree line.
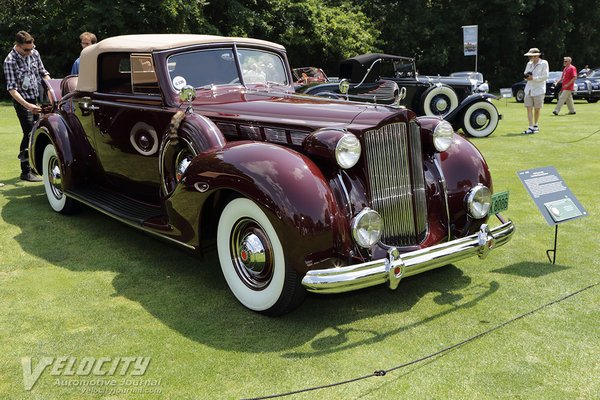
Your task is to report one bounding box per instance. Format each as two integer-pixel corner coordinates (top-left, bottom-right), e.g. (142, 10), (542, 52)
(1, 0), (599, 99)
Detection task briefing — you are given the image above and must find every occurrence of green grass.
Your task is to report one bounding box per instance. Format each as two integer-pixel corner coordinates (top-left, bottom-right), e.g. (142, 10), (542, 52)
(1, 99), (599, 399)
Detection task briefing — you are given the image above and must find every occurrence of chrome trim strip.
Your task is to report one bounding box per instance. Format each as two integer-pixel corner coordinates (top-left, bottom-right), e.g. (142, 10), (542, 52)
(433, 155), (452, 240)
(302, 217), (514, 294)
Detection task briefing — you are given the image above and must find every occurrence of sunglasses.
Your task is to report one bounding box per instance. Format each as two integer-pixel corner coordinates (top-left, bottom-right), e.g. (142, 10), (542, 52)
(21, 44), (35, 52)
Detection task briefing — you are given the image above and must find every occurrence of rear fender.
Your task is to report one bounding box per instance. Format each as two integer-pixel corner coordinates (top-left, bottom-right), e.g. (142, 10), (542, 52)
(177, 142), (343, 275)
(29, 113), (93, 190)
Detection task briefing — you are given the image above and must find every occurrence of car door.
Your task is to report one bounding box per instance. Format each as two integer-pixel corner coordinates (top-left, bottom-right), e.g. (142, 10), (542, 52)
(78, 52), (173, 202)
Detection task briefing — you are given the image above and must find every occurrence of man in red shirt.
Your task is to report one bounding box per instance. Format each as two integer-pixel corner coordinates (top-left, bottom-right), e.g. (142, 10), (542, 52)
(552, 57), (577, 115)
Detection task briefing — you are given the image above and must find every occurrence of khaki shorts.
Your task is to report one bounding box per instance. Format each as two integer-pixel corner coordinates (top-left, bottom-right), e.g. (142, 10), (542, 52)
(524, 94), (544, 108)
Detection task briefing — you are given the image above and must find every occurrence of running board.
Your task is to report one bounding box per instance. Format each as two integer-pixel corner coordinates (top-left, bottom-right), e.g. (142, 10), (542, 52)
(67, 186), (163, 225)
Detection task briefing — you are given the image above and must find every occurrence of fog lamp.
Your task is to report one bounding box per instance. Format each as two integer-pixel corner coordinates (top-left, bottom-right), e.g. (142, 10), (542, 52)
(466, 185), (491, 219)
(351, 208), (383, 248)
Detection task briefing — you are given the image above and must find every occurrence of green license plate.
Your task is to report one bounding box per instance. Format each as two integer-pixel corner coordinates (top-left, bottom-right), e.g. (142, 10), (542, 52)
(490, 191), (509, 214)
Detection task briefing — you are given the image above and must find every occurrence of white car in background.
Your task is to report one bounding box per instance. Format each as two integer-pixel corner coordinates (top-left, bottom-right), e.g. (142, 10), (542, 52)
(450, 71), (488, 93)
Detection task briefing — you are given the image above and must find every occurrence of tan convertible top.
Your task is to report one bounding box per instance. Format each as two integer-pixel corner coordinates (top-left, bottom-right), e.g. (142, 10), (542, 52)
(77, 34), (286, 92)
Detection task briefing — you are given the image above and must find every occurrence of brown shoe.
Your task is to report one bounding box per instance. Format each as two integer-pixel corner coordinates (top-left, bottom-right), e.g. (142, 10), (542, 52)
(20, 172), (42, 182)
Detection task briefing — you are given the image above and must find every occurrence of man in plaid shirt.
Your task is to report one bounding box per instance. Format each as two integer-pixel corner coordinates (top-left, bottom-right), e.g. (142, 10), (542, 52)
(3, 31), (51, 181)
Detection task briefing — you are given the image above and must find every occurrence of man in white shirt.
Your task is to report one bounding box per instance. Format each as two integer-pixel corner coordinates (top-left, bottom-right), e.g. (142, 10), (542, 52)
(522, 48), (549, 134)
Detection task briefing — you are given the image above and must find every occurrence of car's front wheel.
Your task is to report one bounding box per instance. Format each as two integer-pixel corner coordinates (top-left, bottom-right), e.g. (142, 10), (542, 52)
(587, 98), (599, 103)
(42, 143), (77, 214)
(217, 198), (305, 315)
(461, 101), (499, 138)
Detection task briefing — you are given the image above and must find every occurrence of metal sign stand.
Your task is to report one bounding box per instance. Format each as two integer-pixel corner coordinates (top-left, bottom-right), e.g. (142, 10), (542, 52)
(546, 225), (558, 264)
(517, 166), (588, 265)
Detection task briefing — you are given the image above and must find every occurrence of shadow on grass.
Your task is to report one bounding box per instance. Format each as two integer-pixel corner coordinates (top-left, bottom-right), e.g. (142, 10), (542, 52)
(491, 262), (570, 277)
(3, 184), (500, 355)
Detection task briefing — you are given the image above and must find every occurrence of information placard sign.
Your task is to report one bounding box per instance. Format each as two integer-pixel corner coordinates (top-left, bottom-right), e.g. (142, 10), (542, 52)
(517, 166), (587, 226)
(500, 88), (513, 98)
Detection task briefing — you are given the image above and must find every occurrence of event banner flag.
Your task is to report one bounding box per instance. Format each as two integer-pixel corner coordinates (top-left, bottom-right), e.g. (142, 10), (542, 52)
(462, 25), (478, 56)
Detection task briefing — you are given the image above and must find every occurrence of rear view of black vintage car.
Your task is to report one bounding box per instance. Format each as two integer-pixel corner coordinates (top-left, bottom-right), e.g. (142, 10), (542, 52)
(298, 53), (501, 138)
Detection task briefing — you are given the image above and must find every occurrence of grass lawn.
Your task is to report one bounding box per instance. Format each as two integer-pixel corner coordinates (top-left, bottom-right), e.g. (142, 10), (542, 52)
(0, 98), (598, 399)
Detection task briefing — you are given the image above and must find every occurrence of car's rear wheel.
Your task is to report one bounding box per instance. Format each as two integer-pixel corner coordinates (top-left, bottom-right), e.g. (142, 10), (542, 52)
(217, 198), (305, 315)
(42, 144), (77, 214)
(515, 88), (525, 102)
(461, 101), (499, 138)
(587, 98), (599, 103)
(421, 84), (459, 117)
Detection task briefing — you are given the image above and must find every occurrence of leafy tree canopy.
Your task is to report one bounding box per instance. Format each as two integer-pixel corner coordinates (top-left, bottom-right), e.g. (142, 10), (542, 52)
(1, 0), (598, 98)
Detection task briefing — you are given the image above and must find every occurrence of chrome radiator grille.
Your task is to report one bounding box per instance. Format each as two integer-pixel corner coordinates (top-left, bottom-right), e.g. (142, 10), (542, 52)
(363, 121), (427, 246)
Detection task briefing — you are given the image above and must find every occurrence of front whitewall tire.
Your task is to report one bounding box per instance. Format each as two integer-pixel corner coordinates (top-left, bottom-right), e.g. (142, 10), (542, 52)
(461, 101), (499, 138)
(217, 198), (299, 314)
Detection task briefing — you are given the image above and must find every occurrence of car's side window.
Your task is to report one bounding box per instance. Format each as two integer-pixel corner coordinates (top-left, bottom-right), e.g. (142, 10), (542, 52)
(131, 53), (160, 95)
(98, 53), (132, 94)
(394, 61), (415, 78)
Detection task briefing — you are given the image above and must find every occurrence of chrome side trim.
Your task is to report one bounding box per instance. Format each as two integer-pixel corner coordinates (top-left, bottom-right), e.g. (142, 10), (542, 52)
(433, 155), (452, 240)
(302, 217), (514, 294)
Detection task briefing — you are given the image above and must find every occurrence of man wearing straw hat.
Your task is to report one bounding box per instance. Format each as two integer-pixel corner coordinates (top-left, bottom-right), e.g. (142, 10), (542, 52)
(521, 47), (549, 134)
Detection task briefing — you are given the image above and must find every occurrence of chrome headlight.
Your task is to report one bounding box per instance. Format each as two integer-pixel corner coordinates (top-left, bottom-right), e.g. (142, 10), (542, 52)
(433, 120), (454, 152)
(351, 208), (383, 248)
(466, 185), (491, 219)
(335, 134), (361, 169)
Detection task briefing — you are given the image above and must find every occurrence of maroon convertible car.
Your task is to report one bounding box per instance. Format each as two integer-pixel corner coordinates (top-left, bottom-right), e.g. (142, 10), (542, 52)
(31, 34), (514, 315)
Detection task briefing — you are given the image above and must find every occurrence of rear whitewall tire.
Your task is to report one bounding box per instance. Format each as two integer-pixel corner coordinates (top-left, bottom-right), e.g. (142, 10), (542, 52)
(42, 144), (76, 214)
(421, 84), (459, 117)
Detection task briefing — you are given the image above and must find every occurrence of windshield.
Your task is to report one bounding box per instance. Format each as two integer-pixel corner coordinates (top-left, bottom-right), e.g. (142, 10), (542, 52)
(167, 48), (288, 90)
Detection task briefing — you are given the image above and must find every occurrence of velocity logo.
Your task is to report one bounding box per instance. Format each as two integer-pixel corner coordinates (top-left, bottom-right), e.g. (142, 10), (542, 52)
(21, 356), (151, 390)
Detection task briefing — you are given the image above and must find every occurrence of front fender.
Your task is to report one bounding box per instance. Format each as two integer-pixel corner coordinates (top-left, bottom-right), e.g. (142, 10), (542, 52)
(445, 93), (498, 124)
(437, 134), (492, 238)
(179, 142), (343, 274)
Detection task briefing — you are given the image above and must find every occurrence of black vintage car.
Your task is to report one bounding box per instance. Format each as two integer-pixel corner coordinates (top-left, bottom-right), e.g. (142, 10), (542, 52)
(573, 68), (600, 103)
(298, 54), (501, 138)
(511, 71), (561, 103)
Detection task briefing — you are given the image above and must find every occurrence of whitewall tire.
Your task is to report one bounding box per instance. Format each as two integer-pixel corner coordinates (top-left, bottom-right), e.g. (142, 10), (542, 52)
(461, 101), (499, 138)
(421, 84), (459, 117)
(217, 198), (304, 315)
(42, 144), (76, 214)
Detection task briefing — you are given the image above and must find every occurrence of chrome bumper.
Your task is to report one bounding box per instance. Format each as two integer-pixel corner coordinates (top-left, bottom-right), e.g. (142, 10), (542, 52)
(301, 217), (515, 294)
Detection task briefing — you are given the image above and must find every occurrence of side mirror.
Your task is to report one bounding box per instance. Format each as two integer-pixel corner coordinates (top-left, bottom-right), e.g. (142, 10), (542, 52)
(339, 79), (350, 95)
(179, 85), (196, 103)
(179, 85), (196, 114)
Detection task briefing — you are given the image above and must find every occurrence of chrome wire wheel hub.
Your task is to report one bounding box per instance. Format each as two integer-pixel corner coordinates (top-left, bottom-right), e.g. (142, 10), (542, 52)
(433, 97), (448, 113)
(230, 218), (274, 290)
(48, 156), (63, 199)
(471, 110), (491, 128)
